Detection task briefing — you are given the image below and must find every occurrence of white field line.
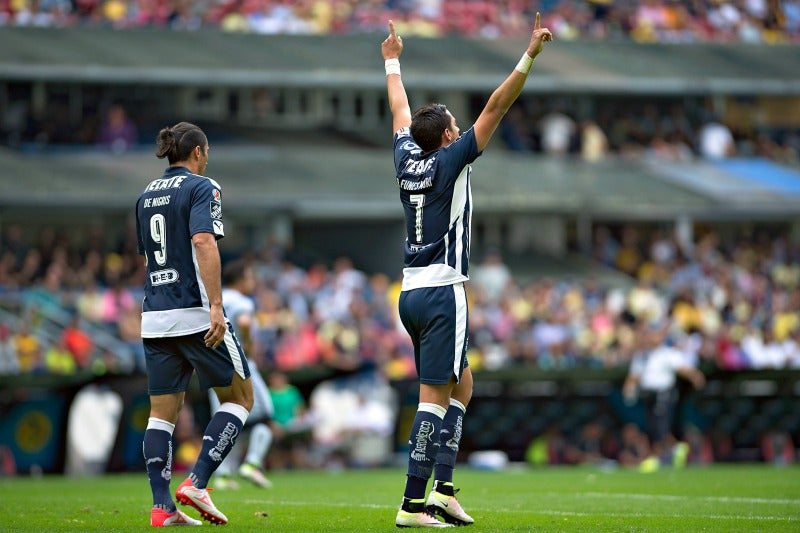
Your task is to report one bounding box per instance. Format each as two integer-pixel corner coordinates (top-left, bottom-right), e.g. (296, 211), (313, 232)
(242, 499), (798, 522)
(580, 492), (800, 505)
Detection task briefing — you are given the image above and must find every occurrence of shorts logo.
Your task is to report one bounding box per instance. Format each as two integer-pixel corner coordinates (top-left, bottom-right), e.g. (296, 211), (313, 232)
(150, 268), (179, 286)
(210, 201), (222, 219)
(212, 189), (221, 201)
(213, 220), (224, 236)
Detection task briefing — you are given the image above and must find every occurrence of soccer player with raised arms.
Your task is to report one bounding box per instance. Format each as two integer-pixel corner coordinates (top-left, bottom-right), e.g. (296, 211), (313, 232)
(382, 14), (552, 528)
(136, 122), (254, 526)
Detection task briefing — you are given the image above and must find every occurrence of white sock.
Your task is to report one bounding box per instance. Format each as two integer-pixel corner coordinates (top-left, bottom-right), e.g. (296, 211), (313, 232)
(244, 423), (273, 467)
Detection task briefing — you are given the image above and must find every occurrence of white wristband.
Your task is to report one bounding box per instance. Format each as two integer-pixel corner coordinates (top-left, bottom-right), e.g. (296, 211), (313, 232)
(385, 58), (401, 76)
(515, 52), (534, 75)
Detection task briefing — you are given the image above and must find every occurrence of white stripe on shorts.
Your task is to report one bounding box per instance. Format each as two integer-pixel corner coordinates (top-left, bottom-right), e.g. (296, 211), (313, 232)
(452, 283), (467, 382)
(223, 326), (247, 380)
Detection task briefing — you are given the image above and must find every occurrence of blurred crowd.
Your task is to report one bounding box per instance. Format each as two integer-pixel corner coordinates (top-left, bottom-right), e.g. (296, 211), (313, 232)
(468, 225), (800, 372)
(1, 0), (799, 43)
(500, 99), (800, 167)
(4, 97), (798, 171)
(2, 222), (800, 379)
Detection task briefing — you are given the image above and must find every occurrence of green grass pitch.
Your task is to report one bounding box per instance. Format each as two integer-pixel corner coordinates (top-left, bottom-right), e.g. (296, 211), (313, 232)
(1, 465), (798, 531)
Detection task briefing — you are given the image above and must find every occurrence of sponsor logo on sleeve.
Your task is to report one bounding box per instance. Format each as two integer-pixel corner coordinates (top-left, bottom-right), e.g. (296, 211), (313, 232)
(210, 201), (222, 219)
(213, 220), (224, 236)
(212, 189), (221, 201)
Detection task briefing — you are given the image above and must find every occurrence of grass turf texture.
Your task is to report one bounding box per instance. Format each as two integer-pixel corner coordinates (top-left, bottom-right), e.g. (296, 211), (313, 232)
(1, 465), (798, 531)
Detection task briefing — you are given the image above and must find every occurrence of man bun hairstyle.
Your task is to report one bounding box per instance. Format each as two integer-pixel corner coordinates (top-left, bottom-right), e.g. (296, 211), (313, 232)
(155, 121), (207, 164)
(410, 103), (450, 153)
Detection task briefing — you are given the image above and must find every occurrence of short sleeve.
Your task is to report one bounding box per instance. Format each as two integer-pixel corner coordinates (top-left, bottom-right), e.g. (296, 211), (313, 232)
(441, 127), (481, 170)
(189, 179), (225, 240)
(393, 127), (419, 173)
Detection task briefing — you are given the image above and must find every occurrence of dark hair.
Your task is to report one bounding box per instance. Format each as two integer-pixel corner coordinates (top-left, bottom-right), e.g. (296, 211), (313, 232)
(410, 104), (450, 153)
(222, 259), (249, 286)
(155, 122), (207, 164)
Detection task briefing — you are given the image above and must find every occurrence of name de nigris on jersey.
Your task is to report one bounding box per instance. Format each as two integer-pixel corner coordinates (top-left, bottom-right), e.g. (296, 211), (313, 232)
(136, 166), (225, 338)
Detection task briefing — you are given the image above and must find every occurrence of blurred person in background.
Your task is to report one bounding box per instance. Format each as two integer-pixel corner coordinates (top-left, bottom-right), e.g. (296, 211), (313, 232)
(44, 336), (77, 374)
(136, 121), (253, 526)
(61, 314), (94, 370)
(267, 370), (313, 470)
(580, 119), (609, 162)
(622, 323), (706, 472)
(539, 104), (576, 156)
(12, 321), (43, 374)
(95, 103), (138, 154)
(470, 248), (511, 304)
(698, 113), (736, 159)
(0, 324), (20, 375)
(210, 259), (275, 490)
(382, 13), (551, 528)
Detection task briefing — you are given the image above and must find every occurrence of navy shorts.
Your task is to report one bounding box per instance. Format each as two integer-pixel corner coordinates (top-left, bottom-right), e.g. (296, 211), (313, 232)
(399, 282), (469, 385)
(144, 326), (251, 395)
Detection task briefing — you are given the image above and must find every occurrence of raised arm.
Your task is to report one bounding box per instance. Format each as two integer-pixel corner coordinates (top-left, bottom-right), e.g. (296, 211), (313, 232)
(382, 20), (411, 134)
(473, 12), (552, 152)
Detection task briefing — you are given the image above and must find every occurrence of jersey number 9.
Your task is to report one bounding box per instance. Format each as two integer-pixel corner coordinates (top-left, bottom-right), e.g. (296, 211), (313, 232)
(149, 214), (168, 266)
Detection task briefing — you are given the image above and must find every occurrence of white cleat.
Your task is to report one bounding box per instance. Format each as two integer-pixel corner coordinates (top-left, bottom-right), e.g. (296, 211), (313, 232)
(175, 478), (228, 525)
(396, 509), (454, 528)
(239, 462), (273, 488)
(214, 475), (240, 490)
(426, 489), (474, 526)
(150, 507), (202, 527)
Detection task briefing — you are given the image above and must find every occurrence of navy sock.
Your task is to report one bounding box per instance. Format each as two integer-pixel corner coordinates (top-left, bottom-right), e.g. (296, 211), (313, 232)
(143, 418), (176, 512)
(403, 403), (445, 501)
(191, 402), (248, 489)
(402, 478), (429, 511)
(434, 400), (466, 484)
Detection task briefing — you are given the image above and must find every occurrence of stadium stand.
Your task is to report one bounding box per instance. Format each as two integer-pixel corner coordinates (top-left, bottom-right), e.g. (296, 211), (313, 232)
(1, 3), (799, 471)
(1, 0), (799, 43)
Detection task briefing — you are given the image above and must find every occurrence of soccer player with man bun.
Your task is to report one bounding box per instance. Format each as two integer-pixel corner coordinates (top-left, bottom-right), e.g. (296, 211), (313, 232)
(136, 122), (254, 526)
(382, 13), (552, 528)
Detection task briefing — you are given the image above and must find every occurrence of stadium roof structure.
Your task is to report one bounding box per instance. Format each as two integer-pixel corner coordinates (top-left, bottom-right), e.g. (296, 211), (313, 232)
(1, 28), (799, 94)
(3, 143), (800, 221)
(2, 29), (800, 223)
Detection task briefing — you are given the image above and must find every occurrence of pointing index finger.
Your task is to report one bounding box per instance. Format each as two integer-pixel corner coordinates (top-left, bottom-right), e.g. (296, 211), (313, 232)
(535, 11), (540, 30)
(389, 20), (396, 37)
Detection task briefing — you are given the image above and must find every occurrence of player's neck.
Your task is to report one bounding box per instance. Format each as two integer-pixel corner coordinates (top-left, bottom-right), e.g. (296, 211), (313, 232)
(171, 160), (202, 175)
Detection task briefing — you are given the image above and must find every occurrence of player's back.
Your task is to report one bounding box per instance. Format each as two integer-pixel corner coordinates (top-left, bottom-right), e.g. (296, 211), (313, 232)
(393, 127), (481, 290)
(136, 166), (225, 338)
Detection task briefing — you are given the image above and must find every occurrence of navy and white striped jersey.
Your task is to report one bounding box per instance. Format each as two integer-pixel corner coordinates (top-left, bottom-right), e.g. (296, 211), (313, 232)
(136, 166), (225, 338)
(394, 127), (481, 291)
